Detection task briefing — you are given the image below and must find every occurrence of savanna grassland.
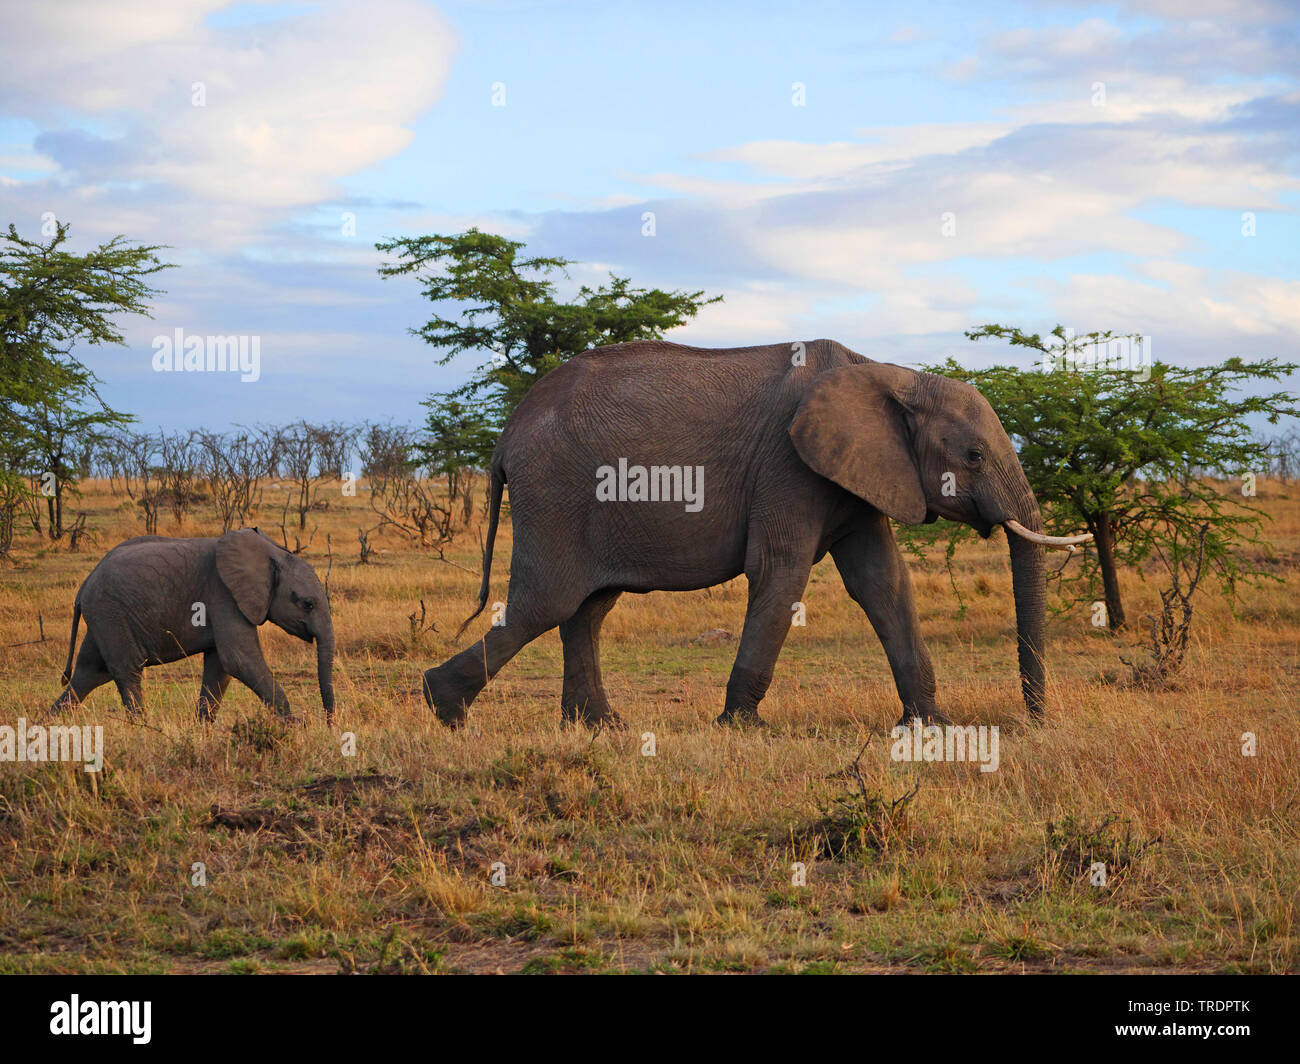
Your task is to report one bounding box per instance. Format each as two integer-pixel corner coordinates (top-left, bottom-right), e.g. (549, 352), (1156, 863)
(1, 478), (1296, 974)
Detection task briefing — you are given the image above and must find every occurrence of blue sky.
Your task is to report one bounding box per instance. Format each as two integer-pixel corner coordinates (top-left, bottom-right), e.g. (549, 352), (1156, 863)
(2, 0), (1297, 430)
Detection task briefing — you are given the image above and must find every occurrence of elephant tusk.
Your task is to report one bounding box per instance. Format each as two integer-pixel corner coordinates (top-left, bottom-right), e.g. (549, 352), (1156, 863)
(1004, 519), (1093, 550)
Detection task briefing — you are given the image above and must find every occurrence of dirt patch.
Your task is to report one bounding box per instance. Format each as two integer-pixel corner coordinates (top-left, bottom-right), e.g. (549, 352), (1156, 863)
(295, 773), (408, 803)
(689, 628), (734, 646)
(203, 773), (420, 853)
(206, 806), (313, 834)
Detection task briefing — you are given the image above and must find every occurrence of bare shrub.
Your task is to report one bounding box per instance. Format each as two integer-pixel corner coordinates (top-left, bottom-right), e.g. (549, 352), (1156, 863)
(358, 422), (465, 558)
(1120, 522), (1210, 688)
(154, 430), (204, 526)
(357, 525), (378, 564)
(1263, 429), (1300, 484)
(273, 421), (356, 532)
(789, 742), (920, 861)
(102, 431), (162, 534)
(197, 429), (273, 532)
(1044, 812), (1159, 887)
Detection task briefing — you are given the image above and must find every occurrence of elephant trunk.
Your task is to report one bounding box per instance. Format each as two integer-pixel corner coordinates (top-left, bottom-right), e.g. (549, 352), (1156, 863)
(1006, 492), (1048, 721)
(315, 612), (336, 721)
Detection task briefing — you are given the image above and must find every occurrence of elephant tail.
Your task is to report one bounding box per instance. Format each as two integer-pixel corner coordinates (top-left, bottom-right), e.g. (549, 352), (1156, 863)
(455, 465), (504, 640)
(62, 600), (82, 686)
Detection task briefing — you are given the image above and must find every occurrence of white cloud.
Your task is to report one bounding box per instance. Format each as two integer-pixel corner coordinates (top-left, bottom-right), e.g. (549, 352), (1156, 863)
(1043, 269), (1300, 344)
(703, 123), (1012, 182)
(1049, 0), (1292, 24)
(676, 285), (820, 344)
(538, 39), (1298, 362)
(4, 1), (1295, 425)
(1, 0), (456, 212)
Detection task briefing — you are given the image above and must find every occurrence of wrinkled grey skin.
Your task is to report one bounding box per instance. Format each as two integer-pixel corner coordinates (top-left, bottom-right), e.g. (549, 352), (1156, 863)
(423, 339), (1048, 729)
(51, 528), (335, 722)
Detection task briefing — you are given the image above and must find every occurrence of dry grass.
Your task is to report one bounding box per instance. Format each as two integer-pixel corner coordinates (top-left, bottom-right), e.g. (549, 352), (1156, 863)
(0, 479), (1296, 974)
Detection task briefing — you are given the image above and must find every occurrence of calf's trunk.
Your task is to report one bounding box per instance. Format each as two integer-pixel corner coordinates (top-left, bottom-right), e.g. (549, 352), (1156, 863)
(315, 613), (336, 721)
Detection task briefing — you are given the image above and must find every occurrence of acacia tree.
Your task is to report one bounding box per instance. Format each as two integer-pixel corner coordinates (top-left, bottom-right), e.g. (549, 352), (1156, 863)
(275, 422), (322, 532)
(14, 390), (128, 540)
(375, 228), (722, 437)
(931, 325), (1298, 630)
(1, 222), (170, 549)
(416, 399), (498, 522)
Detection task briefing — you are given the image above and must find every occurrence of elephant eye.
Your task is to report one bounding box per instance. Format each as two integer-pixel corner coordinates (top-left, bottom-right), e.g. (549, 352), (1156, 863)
(966, 448), (984, 465)
(302, 598), (315, 612)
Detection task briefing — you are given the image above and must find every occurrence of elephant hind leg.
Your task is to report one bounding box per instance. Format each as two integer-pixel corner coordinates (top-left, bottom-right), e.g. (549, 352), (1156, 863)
(51, 637), (112, 713)
(560, 590), (622, 728)
(423, 592), (583, 728)
(113, 669), (145, 719)
(197, 651), (231, 722)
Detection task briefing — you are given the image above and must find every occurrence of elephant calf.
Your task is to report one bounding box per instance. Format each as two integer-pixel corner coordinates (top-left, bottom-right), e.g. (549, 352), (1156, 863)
(51, 529), (335, 721)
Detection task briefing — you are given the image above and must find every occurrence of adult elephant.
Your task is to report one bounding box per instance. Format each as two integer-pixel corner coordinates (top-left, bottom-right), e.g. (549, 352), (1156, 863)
(51, 529), (336, 721)
(423, 339), (1090, 729)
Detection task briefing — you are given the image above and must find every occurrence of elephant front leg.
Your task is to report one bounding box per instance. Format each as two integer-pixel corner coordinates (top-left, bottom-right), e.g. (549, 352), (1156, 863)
(219, 638), (291, 718)
(197, 651), (232, 722)
(830, 519), (951, 727)
(240, 666), (291, 718)
(717, 559), (813, 726)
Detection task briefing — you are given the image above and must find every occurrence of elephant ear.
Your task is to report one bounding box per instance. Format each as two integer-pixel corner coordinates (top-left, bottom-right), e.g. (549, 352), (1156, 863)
(789, 361), (928, 524)
(216, 529), (277, 625)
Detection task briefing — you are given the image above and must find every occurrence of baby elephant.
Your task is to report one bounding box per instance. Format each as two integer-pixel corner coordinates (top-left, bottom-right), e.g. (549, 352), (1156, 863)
(51, 529), (335, 722)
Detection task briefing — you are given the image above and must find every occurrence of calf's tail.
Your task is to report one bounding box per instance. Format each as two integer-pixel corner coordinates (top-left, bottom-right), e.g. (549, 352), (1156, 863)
(62, 601), (81, 686)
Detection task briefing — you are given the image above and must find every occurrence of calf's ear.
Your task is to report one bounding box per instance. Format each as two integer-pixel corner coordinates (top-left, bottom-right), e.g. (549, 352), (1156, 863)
(216, 529), (276, 624)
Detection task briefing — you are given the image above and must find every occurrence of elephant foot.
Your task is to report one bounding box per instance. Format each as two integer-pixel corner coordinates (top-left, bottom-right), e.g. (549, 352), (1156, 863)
(577, 710), (623, 732)
(562, 713), (622, 731)
(561, 693), (622, 731)
(715, 708), (767, 728)
(893, 707), (954, 729)
(423, 667), (469, 729)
